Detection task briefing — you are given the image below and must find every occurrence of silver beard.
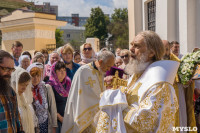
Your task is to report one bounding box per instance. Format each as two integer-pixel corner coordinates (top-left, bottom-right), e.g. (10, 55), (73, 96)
(124, 52), (151, 75)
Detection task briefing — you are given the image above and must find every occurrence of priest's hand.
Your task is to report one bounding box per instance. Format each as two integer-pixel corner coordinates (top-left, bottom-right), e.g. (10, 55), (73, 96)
(104, 76), (114, 89)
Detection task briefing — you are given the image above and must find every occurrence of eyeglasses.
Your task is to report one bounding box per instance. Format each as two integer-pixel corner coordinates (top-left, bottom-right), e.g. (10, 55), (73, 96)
(83, 47), (92, 51)
(0, 65), (15, 72)
(120, 54), (129, 58)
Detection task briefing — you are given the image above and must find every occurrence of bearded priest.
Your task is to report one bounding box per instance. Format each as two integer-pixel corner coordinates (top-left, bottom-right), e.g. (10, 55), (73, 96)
(96, 31), (180, 133)
(61, 50), (115, 133)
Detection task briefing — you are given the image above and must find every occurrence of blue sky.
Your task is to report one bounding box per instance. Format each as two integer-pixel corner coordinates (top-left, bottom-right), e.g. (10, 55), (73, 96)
(26, 0), (127, 17)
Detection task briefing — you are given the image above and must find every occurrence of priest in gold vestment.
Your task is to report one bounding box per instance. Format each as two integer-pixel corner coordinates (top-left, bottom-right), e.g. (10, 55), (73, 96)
(96, 31), (180, 133)
(163, 40), (197, 133)
(61, 50), (115, 133)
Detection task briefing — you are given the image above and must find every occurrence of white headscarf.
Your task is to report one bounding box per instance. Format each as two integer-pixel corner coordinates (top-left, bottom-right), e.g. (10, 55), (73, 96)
(80, 43), (96, 64)
(27, 62), (45, 82)
(18, 55), (30, 67)
(10, 67), (35, 133)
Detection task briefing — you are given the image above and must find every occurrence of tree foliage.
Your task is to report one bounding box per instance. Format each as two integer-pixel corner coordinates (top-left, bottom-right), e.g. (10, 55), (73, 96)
(55, 29), (64, 48)
(107, 8), (129, 49)
(84, 7), (108, 41)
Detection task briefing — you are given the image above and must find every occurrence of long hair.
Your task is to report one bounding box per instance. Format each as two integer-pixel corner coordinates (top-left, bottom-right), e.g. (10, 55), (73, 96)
(138, 31), (164, 61)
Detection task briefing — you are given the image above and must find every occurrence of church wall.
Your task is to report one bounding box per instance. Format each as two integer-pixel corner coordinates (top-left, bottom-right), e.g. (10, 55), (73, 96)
(128, 0), (143, 47)
(195, 0), (200, 49)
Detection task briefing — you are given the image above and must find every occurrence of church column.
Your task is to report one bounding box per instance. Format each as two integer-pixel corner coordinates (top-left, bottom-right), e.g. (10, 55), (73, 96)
(155, 0), (177, 41)
(128, 0), (143, 48)
(179, 0), (196, 54)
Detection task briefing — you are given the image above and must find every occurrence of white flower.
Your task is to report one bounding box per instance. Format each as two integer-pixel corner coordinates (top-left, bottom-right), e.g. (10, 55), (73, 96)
(181, 69), (187, 74)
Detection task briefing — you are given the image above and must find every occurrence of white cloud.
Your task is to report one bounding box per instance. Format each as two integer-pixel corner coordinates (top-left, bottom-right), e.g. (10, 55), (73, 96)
(113, 0), (128, 8)
(28, 0), (127, 17)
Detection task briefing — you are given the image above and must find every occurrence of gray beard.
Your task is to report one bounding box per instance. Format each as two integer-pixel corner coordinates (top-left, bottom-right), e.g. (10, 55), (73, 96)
(124, 52), (150, 75)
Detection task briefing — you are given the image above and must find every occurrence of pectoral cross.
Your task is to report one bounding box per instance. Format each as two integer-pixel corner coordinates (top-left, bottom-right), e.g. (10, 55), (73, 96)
(85, 77), (96, 88)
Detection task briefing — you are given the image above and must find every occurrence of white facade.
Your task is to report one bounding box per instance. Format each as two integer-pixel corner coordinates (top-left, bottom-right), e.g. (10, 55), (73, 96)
(128, 0), (200, 55)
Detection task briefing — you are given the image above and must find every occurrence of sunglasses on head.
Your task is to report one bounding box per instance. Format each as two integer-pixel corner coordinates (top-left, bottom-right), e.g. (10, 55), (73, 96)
(83, 47), (92, 51)
(120, 54), (129, 58)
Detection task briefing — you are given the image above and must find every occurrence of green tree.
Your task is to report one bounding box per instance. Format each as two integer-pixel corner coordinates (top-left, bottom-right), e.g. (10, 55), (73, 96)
(84, 7), (108, 41)
(107, 8), (129, 49)
(55, 29), (64, 48)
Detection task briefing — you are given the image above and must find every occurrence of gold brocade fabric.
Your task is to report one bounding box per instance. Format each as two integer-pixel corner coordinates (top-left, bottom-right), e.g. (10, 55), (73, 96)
(170, 53), (180, 131)
(184, 81), (197, 133)
(122, 83), (178, 133)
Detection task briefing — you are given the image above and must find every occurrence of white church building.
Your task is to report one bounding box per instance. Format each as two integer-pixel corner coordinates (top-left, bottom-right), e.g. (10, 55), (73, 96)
(128, 0), (200, 55)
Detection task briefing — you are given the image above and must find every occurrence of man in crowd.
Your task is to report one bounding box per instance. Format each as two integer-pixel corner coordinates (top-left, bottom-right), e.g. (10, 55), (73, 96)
(96, 31), (180, 132)
(11, 41), (23, 66)
(61, 50), (115, 133)
(171, 41), (183, 59)
(0, 50), (24, 132)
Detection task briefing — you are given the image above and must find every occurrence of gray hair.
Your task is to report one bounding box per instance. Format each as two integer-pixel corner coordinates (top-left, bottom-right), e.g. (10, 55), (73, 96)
(97, 50), (115, 63)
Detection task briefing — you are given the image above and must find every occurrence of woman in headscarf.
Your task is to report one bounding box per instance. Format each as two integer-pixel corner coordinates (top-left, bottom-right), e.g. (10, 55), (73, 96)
(11, 67), (36, 133)
(33, 52), (45, 65)
(18, 55), (30, 70)
(47, 61), (71, 133)
(27, 63), (57, 133)
(61, 44), (80, 80)
(79, 43), (96, 65)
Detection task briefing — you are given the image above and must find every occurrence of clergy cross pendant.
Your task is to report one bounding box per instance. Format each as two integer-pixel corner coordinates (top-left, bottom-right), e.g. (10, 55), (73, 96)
(85, 77), (96, 88)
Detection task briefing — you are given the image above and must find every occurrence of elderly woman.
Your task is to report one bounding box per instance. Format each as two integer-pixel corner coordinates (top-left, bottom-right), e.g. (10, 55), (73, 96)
(115, 56), (123, 68)
(33, 52), (45, 65)
(18, 55), (30, 70)
(79, 43), (96, 65)
(47, 61), (71, 133)
(73, 51), (81, 64)
(119, 49), (131, 69)
(11, 67), (36, 133)
(61, 44), (80, 80)
(27, 63), (57, 133)
(45, 51), (61, 79)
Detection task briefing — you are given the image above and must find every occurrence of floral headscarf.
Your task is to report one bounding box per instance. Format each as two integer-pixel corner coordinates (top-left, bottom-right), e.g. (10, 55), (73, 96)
(48, 62), (71, 97)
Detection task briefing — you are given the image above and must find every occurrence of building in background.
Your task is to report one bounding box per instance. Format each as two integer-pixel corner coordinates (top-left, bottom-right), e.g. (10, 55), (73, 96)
(35, 2), (58, 16)
(57, 14), (88, 27)
(128, 0), (200, 55)
(59, 23), (85, 50)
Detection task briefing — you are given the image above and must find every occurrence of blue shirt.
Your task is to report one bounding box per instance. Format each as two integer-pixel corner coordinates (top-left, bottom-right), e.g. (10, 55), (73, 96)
(13, 57), (19, 66)
(66, 62), (80, 81)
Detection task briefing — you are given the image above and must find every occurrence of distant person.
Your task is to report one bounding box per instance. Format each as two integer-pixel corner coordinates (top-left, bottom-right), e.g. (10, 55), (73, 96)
(11, 41), (23, 66)
(61, 44), (80, 81)
(115, 56), (123, 67)
(171, 41), (183, 59)
(27, 63), (57, 133)
(47, 61), (71, 133)
(33, 52), (45, 65)
(79, 43), (96, 65)
(119, 49), (131, 69)
(18, 55), (31, 70)
(0, 50), (24, 132)
(41, 49), (49, 64)
(11, 67), (36, 133)
(115, 47), (121, 57)
(73, 51), (81, 64)
(45, 51), (61, 80)
(22, 51), (32, 60)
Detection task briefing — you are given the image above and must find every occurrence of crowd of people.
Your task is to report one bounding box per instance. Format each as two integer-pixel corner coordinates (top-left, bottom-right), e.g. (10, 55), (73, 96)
(0, 30), (199, 133)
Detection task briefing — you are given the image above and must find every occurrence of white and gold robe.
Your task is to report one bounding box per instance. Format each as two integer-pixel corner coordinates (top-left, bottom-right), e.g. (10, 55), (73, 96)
(61, 63), (105, 133)
(97, 60), (180, 133)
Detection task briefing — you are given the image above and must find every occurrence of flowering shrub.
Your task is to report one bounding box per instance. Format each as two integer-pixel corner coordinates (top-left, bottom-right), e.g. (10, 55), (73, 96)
(178, 51), (200, 85)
